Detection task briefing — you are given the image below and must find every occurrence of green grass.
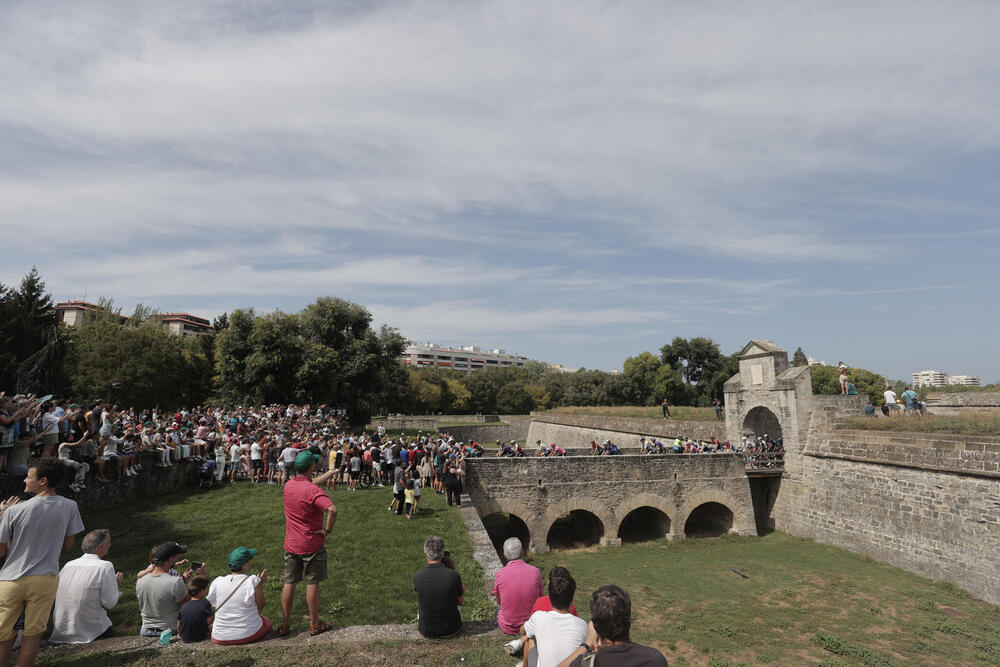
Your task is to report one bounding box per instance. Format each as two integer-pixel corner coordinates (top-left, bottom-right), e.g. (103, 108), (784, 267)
(62, 481), (492, 634)
(842, 409), (1000, 436)
(546, 405), (719, 421)
(526, 532), (1000, 666)
(42, 494), (1000, 666)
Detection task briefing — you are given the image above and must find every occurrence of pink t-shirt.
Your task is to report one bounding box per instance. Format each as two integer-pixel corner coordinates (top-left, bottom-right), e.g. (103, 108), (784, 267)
(491, 559), (543, 634)
(283, 476), (334, 555)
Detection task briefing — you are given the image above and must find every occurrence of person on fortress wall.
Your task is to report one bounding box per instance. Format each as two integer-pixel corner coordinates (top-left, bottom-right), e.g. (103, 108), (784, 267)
(558, 585), (668, 667)
(493, 538), (543, 641)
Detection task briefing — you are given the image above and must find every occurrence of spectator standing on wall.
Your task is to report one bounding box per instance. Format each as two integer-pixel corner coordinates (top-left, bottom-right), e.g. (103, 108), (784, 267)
(49, 529), (122, 644)
(713, 399), (723, 421)
(0, 458), (85, 667)
(661, 398), (671, 419)
(839, 366), (850, 395)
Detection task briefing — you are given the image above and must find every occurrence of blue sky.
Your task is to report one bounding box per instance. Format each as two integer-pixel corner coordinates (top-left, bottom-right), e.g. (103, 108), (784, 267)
(2, 1), (998, 382)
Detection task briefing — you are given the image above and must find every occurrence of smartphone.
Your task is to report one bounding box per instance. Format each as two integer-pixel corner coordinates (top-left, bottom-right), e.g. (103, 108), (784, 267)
(191, 561), (204, 570)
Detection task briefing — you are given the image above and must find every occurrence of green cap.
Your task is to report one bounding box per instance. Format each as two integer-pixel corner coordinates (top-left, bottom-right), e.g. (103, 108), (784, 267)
(228, 546), (259, 568)
(294, 450), (321, 470)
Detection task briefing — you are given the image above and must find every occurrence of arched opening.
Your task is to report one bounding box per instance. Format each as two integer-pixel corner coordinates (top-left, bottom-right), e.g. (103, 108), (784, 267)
(546, 510), (604, 550)
(742, 406), (782, 440)
(482, 512), (531, 557)
(684, 502), (734, 538)
(618, 507), (671, 543)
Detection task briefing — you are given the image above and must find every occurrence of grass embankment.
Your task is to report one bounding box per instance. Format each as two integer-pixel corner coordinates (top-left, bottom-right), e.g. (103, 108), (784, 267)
(842, 409), (1000, 436)
(41, 485), (1000, 665)
(529, 532), (1000, 666)
(58, 482), (492, 633)
(548, 405), (719, 421)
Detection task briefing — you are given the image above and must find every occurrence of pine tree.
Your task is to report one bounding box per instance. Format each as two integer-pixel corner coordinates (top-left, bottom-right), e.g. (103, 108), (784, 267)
(793, 346), (808, 367)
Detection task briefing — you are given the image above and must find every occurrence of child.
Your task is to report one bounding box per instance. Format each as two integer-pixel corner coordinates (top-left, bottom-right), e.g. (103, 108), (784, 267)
(177, 576), (213, 643)
(410, 470), (421, 516)
(404, 478), (416, 519)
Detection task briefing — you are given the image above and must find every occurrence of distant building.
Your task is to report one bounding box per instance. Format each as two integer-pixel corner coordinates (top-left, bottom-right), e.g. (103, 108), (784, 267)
(54, 300), (108, 327)
(401, 343), (532, 373)
(912, 370), (979, 387)
(912, 370), (949, 387)
(55, 301), (211, 337)
(806, 357), (826, 366)
(159, 313), (213, 337)
(547, 364), (579, 374)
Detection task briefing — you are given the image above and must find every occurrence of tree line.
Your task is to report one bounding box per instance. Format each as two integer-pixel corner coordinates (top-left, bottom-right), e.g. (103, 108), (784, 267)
(1, 267), (895, 423)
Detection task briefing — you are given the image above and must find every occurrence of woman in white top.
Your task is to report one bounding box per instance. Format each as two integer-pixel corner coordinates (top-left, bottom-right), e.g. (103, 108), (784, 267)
(207, 547), (270, 645)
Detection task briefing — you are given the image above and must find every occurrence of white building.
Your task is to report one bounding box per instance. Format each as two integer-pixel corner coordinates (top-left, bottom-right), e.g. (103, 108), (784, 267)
(401, 343), (533, 373)
(159, 313), (213, 337)
(912, 370), (949, 387)
(947, 375), (980, 386)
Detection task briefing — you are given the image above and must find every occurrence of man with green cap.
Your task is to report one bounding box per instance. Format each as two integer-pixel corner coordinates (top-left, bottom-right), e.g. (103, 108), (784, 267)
(278, 449), (338, 637)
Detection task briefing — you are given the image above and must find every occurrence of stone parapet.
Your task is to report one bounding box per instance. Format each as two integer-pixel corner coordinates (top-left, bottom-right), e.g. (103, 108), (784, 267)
(925, 392), (1000, 407)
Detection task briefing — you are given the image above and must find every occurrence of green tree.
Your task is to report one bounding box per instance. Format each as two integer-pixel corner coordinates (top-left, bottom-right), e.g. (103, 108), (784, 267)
(213, 308), (256, 403)
(811, 364), (887, 405)
(657, 336), (729, 405)
(622, 352), (662, 405)
(68, 321), (194, 408)
(793, 347), (808, 367)
(496, 382), (534, 414)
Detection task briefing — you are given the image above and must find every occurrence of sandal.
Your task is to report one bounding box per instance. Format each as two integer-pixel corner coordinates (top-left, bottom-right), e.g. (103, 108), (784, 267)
(277, 624), (290, 637)
(308, 620), (332, 636)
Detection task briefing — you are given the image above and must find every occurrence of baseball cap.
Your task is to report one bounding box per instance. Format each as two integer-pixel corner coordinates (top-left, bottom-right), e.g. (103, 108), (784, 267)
(294, 450), (321, 470)
(228, 546), (259, 568)
(153, 541), (188, 563)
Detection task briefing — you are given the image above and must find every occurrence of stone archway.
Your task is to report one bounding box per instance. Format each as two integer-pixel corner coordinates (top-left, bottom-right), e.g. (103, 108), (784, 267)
(677, 490), (756, 537)
(743, 405), (782, 439)
(615, 492), (677, 543)
(683, 502), (734, 537)
(546, 509), (605, 550)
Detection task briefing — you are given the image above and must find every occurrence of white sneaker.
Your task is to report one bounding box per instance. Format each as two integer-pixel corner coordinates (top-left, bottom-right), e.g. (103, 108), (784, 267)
(503, 638), (524, 656)
(129, 466), (137, 475)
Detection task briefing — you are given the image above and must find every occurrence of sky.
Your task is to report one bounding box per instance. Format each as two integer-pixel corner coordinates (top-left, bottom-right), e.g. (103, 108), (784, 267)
(1, 1), (998, 383)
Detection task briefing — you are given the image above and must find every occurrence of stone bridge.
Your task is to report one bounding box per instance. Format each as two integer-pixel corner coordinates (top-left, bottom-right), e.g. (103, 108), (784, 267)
(464, 453), (757, 553)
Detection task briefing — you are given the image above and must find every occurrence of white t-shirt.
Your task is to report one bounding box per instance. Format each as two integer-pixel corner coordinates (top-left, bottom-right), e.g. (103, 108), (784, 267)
(884, 390), (897, 405)
(524, 610), (589, 667)
(250, 443), (262, 460)
(206, 573), (263, 642)
(229, 444), (240, 463)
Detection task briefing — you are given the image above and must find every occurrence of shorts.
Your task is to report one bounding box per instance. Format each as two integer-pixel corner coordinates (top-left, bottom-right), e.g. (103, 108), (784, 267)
(283, 546), (328, 585)
(372, 462), (382, 472)
(269, 461), (277, 471)
(251, 459), (263, 470)
(229, 463), (240, 472)
(349, 470), (360, 480)
(100, 454), (119, 462)
(0, 575), (59, 640)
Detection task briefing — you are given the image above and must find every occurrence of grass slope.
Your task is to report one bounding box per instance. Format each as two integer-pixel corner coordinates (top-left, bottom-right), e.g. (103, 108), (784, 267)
(842, 410), (1000, 436)
(66, 481), (492, 633)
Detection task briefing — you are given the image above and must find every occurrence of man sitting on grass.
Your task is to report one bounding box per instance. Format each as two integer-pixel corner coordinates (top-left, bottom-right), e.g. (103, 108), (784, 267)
(557, 585), (668, 666)
(413, 535), (464, 638)
(520, 566), (587, 667)
(494, 537), (543, 650)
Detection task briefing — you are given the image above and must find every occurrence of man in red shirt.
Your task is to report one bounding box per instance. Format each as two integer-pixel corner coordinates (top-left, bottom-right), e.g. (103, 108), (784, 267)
(279, 449), (337, 637)
(492, 538), (542, 641)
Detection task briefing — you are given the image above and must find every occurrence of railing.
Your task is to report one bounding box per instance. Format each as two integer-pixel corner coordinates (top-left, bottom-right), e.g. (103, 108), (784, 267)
(743, 451), (784, 471)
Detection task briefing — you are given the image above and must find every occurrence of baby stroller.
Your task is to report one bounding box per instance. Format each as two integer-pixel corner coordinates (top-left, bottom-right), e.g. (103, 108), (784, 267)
(197, 459), (216, 488)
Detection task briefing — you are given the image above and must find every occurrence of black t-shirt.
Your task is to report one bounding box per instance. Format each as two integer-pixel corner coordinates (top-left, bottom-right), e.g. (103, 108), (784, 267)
(569, 643), (668, 667)
(413, 563), (463, 638)
(178, 598), (212, 643)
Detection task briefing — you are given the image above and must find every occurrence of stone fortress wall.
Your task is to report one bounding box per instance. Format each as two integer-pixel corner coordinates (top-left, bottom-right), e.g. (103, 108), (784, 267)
(465, 453), (756, 553)
(525, 413), (727, 451)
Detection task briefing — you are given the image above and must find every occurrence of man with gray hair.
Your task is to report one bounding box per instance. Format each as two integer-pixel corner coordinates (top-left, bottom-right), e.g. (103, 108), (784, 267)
(413, 535), (464, 638)
(49, 529), (123, 644)
(493, 537), (543, 647)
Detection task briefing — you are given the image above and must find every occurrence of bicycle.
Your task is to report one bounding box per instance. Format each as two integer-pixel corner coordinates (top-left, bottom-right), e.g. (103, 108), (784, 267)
(358, 469), (375, 489)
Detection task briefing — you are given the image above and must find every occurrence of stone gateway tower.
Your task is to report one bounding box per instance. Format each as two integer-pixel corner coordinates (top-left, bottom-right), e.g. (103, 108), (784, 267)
(723, 340), (813, 451)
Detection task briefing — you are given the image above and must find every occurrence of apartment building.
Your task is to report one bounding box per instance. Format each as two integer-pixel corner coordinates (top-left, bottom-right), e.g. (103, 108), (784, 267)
(912, 369), (980, 387)
(401, 343), (532, 373)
